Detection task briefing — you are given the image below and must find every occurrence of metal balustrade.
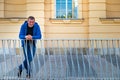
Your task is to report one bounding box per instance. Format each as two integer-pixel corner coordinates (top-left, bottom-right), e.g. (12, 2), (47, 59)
(0, 39), (120, 80)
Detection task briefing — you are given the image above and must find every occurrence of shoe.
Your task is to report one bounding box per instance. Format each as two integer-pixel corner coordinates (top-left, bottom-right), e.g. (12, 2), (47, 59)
(17, 70), (22, 77)
(26, 74), (30, 78)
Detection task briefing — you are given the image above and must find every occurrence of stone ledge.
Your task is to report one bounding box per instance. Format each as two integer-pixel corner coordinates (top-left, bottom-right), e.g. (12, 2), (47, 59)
(99, 17), (120, 24)
(49, 18), (84, 24)
(0, 17), (27, 22)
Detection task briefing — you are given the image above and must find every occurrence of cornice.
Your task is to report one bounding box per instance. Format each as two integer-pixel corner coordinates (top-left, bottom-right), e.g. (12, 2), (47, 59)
(0, 17), (27, 23)
(100, 17), (120, 24)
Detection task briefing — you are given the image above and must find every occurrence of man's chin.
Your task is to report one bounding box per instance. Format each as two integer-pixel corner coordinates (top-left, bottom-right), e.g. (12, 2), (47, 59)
(29, 26), (33, 27)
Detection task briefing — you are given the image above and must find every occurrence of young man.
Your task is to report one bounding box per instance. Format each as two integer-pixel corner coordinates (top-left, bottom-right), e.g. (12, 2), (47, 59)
(18, 16), (42, 78)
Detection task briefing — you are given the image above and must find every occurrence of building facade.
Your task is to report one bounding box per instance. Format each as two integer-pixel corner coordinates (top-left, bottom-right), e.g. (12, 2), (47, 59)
(0, 0), (120, 39)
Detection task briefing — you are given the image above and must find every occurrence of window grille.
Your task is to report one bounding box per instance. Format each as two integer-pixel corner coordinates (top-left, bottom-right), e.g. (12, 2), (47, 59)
(56, 0), (78, 19)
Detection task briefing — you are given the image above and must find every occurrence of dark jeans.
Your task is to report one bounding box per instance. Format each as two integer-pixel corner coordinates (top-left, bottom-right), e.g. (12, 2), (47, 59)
(19, 41), (36, 75)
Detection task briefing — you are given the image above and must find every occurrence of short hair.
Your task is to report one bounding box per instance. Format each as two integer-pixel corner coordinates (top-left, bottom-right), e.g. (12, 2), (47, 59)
(28, 16), (35, 20)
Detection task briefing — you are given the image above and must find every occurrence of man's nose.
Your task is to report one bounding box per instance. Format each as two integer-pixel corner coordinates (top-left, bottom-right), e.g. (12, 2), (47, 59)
(30, 23), (33, 25)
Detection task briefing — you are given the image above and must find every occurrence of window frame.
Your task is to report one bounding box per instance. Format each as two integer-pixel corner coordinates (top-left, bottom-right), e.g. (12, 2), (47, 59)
(55, 0), (78, 19)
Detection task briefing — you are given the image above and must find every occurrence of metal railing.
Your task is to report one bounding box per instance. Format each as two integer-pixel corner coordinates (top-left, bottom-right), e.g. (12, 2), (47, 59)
(0, 39), (120, 80)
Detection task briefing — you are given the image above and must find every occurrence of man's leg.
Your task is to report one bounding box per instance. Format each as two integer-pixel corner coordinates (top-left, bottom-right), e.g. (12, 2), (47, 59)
(18, 42), (36, 78)
(26, 43), (36, 78)
(18, 44), (29, 77)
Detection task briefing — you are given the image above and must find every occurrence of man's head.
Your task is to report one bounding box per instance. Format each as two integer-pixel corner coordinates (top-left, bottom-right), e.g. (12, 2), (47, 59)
(27, 16), (35, 27)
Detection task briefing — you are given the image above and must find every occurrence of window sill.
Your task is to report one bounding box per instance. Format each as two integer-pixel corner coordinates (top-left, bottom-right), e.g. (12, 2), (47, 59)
(100, 17), (120, 24)
(49, 18), (84, 24)
(0, 17), (27, 22)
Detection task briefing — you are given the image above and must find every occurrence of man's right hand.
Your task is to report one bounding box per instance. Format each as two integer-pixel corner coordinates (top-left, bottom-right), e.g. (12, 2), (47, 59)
(25, 35), (32, 40)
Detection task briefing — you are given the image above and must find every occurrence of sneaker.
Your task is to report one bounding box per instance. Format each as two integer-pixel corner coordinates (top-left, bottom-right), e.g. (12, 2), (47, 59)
(17, 70), (22, 77)
(26, 74), (30, 78)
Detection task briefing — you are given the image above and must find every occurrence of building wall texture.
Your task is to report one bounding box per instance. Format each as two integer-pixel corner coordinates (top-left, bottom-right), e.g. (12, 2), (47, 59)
(0, 0), (120, 39)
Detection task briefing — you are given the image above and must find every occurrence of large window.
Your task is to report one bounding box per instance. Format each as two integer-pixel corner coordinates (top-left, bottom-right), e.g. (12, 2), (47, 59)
(56, 0), (78, 19)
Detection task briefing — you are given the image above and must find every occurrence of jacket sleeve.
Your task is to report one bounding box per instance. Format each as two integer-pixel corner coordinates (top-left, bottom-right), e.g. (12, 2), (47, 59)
(19, 24), (26, 39)
(32, 24), (42, 39)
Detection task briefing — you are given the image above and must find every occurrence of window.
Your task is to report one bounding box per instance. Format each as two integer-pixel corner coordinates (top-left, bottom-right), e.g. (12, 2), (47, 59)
(56, 0), (78, 19)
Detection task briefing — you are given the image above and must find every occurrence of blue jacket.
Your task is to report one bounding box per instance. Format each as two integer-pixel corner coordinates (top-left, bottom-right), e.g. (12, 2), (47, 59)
(19, 21), (42, 46)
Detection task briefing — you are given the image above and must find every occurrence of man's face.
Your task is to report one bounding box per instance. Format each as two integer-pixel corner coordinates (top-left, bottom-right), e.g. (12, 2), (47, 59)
(28, 19), (35, 27)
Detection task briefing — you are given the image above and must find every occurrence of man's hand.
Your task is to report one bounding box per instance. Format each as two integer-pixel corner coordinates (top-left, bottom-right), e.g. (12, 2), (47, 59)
(25, 35), (32, 40)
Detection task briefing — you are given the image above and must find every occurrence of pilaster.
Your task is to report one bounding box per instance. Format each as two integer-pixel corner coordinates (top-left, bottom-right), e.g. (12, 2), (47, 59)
(88, 0), (107, 38)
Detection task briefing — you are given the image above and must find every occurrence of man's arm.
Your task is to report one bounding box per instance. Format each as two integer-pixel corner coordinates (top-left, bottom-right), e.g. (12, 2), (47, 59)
(32, 24), (42, 39)
(19, 25), (26, 39)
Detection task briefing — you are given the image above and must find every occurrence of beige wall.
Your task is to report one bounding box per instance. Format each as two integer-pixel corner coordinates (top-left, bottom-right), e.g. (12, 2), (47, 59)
(4, 0), (26, 17)
(107, 0), (120, 17)
(0, 0), (120, 39)
(0, 0), (4, 17)
(44, 0), (89, 38)
(89, 0), (120, 38)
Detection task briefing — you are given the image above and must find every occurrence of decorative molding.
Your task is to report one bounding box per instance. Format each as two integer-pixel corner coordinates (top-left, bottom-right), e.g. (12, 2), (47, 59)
(0, 17), (27, 22)
(49, 18), (84, 24)
(100, 17), (120, 24)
